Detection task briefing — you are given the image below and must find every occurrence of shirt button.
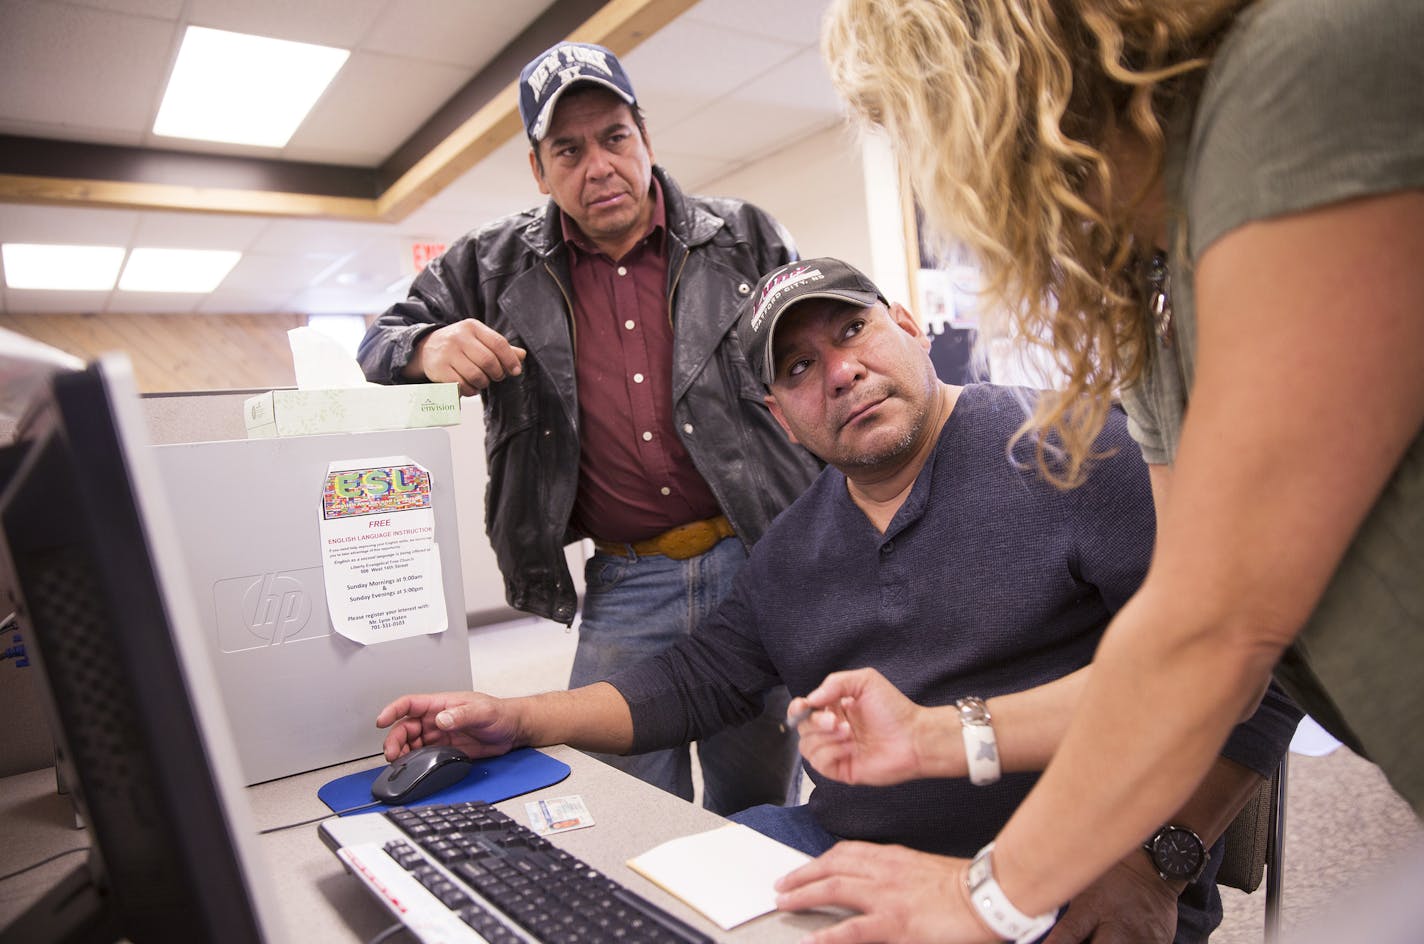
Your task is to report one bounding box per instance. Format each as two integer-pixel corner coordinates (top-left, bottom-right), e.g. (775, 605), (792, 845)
(624, 319), (635, 330)
(881, 541), (894, 555)
(633, 373), (644, 383)
(641, 431), (653, 441)
(738, 282), (751, 295)
(660, 486), (671, 496)
(683, 423), (693, 434)
(617, 266), (628, 276)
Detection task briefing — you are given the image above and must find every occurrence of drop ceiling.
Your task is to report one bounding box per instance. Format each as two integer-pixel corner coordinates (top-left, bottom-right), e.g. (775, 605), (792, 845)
(0, 0), (846, 316)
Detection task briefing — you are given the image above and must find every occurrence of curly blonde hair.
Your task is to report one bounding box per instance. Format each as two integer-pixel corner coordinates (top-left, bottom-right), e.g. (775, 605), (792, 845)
(823, 0), (1245, 485)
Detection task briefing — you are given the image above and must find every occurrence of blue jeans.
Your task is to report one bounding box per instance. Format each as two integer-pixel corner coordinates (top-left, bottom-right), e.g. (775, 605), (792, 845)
(571, 535), (801, 815)
(729, 803), (838, 857)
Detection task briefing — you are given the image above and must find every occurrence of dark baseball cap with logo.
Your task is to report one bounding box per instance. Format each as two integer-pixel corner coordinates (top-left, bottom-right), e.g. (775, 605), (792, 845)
(737, 257), (889, 386)
(518, 42), (638, 142)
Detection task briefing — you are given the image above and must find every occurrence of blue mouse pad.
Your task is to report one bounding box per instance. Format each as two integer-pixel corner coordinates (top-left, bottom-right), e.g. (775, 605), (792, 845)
(318, 747), (571, 816)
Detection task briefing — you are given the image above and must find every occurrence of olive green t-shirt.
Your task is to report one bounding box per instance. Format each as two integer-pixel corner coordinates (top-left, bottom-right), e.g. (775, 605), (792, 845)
(1119, 0), (1424, 812)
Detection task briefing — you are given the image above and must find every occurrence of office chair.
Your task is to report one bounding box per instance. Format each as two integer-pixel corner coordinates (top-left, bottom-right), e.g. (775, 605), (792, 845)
(1216, 755), (1289, 943)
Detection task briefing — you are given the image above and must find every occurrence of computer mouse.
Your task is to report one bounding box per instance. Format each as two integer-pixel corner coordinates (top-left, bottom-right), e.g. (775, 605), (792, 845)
(370, 745), (474, 804)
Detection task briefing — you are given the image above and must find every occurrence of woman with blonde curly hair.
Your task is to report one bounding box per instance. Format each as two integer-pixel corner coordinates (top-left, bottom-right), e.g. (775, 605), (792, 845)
(776, 0), (1424, 940)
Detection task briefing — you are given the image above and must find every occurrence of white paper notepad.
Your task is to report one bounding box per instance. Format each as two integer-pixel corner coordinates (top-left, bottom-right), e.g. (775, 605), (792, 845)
(626, 823), (812, 930)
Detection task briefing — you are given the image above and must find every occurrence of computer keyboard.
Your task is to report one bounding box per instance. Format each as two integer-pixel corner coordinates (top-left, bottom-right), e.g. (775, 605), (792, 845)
(327, 800), (714, 944)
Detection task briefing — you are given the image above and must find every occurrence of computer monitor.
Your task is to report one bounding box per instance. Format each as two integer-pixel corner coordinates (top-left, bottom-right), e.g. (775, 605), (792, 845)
(0, 355), (286, 943)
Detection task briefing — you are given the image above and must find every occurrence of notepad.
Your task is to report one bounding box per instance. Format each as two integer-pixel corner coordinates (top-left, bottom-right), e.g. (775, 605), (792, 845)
(626, 823), (811, 930)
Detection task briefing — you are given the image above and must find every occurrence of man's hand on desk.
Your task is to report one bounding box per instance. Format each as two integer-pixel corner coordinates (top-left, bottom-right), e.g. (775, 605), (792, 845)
(1041, 858), (1177, 944)
(376, 691), (523, 761)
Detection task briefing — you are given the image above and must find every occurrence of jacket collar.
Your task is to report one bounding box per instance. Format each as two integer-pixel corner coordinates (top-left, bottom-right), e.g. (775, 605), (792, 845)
(518, 165), (723, 259)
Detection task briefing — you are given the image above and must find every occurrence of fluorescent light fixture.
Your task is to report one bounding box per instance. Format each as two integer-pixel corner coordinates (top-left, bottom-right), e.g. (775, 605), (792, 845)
(153, 26), (349, 147)
(118, 248), (242, 293)
(1, 243), (125, 290)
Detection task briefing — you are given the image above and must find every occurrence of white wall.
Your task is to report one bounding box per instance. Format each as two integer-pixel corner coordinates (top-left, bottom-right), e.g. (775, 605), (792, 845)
(698, 123), (874, 277)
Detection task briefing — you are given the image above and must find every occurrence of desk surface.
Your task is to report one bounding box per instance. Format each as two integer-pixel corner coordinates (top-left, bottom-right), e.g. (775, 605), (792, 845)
(1, 745), (833, 942)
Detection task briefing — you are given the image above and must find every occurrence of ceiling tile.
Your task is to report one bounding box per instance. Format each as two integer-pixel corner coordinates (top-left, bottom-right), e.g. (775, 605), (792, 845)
(392, 204), (476, 244)
(399, 138), (546, 238)
(735, 46), (844, 113)
(64, 0), (185, 16)
(186, 0), (386, 48)
(359, 0), (554, 67)
(649, 153), (742, 194)
(0, 204), (141, 245)
(440, 138), (543, 209)
(215, 251), (334, 294)
(624, 17), (801, 112)
(683, 0), (827, 47)
(0, 119), (144, 147)
(316, 237), (407, 291)
(199, 252), (332, 313)
(193, 294), (295, 315)
(130, 211), (271, 251)
(0, 0), (178, 135)
(285, 283), (405, 317)
(284, 51), (474, 164)
(105, 289), (205, 314)
(246, 217), (398, 256)
(5, 287), (113, 313)
(658, 95), (839, 163)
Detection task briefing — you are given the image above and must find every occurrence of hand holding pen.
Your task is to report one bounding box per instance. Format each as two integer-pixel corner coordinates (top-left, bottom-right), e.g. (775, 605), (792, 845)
(784, 667), (931, 788)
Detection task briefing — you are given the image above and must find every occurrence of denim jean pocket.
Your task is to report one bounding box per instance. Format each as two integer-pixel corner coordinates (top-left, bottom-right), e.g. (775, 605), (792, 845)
(584, 555), (628, 593)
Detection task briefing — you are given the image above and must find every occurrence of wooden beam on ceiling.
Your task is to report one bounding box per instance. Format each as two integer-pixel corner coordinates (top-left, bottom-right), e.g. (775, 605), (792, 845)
(0, 0), (699, 223)
(0, 173), (380, 221)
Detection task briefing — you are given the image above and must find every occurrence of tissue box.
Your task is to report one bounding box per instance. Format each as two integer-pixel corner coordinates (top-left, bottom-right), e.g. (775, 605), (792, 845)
(243, 384), (460, 438)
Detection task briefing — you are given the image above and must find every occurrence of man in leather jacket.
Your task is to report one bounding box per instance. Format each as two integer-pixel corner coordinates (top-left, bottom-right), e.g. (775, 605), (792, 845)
(357, 42), (821, 814)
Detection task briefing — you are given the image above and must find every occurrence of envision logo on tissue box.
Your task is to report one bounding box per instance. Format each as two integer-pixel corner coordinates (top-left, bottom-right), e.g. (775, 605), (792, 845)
(243, 384), (460, 438)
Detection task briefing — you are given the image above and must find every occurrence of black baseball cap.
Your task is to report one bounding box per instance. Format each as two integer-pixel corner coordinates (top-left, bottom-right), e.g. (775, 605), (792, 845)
(518, 42), (638, 142)
(738, 257), (888, 385)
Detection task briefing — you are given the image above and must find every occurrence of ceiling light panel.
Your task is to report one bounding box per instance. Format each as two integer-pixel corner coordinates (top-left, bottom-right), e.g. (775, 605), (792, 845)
(153, 26), (349, 148)
(1, 244), (126, 291)
(118, 248), (242, 293)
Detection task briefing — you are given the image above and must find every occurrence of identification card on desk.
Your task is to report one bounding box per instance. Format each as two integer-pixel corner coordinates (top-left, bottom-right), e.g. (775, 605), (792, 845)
(526, 794), (595, 835)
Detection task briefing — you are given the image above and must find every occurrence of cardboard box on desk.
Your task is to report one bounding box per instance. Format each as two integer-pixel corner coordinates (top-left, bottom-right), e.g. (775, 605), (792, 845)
(243, 384), (460, 438)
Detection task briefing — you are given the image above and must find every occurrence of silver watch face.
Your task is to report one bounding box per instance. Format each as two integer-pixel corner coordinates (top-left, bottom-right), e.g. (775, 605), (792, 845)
(1150, 826), (1205, 880)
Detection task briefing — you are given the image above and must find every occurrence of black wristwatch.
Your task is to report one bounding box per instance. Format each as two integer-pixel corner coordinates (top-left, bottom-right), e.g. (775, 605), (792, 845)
(1143, 824), (1208, 883)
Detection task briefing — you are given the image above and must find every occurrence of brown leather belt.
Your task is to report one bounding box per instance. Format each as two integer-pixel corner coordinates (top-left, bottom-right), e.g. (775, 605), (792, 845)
(593, 514), (735, 561)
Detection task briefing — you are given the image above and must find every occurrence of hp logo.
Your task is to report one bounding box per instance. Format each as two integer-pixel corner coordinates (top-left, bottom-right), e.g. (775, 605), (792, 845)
(215, 569), (327, 651)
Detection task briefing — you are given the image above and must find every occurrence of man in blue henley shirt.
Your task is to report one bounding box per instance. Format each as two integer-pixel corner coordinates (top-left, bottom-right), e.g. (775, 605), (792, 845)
(375, 258), (1299, 944)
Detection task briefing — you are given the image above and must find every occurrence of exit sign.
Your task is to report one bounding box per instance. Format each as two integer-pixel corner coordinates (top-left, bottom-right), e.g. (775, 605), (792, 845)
(409, 242), (447, 273)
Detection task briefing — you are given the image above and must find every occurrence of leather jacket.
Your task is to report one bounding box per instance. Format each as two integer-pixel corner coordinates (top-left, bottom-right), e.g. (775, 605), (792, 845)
(358, 167), (822, 624)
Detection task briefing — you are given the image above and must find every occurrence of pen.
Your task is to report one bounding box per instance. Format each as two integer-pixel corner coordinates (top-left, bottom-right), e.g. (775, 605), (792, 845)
(780, 705), (815, 733)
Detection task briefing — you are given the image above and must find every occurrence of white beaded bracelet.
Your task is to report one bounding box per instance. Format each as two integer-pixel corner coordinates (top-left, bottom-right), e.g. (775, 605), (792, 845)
(955, 696), (1001, 786)
(966, 843), (1057, 943)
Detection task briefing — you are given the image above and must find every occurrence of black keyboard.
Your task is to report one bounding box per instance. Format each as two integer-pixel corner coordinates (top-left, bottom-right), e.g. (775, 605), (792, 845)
(379, 801), (713, 944)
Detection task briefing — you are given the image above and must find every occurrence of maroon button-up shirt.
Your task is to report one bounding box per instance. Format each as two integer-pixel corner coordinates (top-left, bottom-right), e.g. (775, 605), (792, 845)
(562, 179), (721, 543)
